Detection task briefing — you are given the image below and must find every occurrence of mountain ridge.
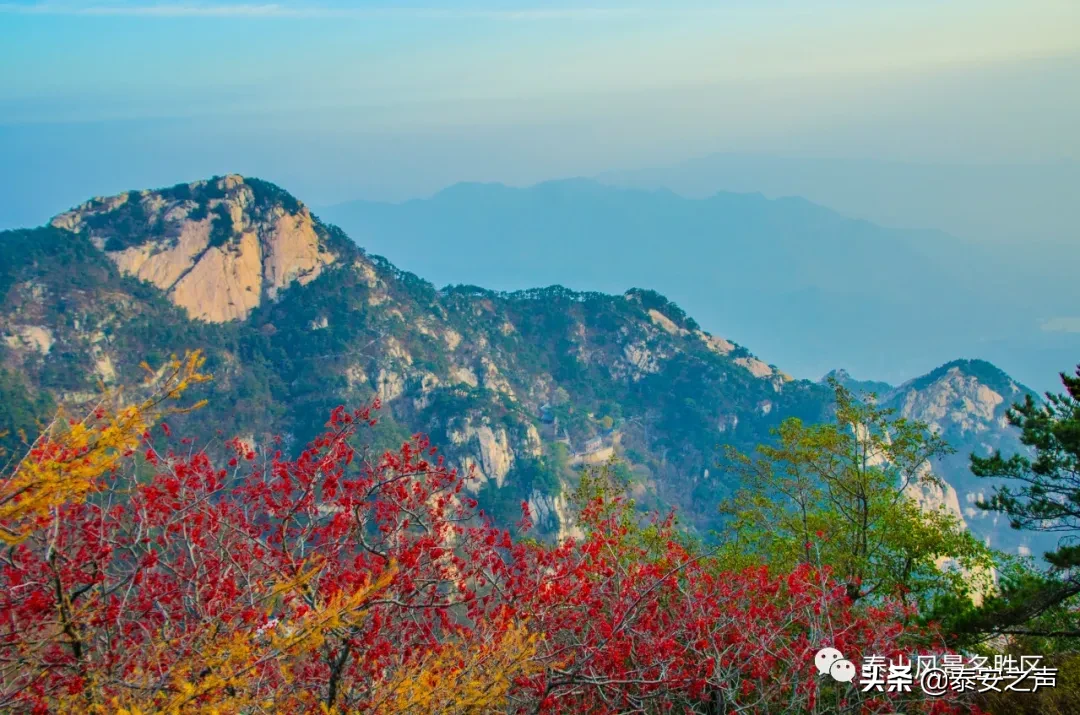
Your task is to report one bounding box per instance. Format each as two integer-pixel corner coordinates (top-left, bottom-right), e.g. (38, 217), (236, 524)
(319, 176), (1069, 393)
(596, 152), (1080, 246)
(0, 175), (1042, 553)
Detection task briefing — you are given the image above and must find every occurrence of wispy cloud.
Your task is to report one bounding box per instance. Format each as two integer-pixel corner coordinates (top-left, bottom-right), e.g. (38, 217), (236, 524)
(0, 2), (643, 20)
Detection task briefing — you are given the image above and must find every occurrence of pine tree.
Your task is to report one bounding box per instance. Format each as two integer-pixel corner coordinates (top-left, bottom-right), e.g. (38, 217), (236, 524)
(972, 364), (1080, 569)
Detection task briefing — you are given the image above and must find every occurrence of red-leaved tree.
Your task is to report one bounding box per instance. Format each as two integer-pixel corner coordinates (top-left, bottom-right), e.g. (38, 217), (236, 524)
(0, 370), (979, 713)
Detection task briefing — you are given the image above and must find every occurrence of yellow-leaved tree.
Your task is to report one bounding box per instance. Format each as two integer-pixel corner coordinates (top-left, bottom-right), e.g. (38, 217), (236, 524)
(369, 620), (542, 714)
(0, 350), (210, 544)
(1, 351), (543, 714)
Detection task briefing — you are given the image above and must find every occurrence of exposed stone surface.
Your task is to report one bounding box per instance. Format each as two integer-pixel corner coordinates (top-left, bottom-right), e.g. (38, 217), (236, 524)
(621, 342), (661, 379)
(528, 489), (583, 541)
(696, 330), (735, 356)
(448, 421), (516, 490)
(449, 365), (479, 388)
(94, 353), (117, 383)
(4, 326), (54, 354)
(262, 208), (335, 299)
(903, 474), (992, 605)
(51, 193), (130, 232)
(735, 356), (775, 379)
(412, 373), (442, 410)
(376, 368), (405, 403)
(345, 364), (369, 389)
(904, 471), (967, 528)
(170, 233), (263, 322)
(648, 309), (688, 336)
(110, 216), (212, 290)
(475, 425), (514, 487)
(525, 423), (543, 457)
(480, 357), (515, 399)
(895, 367), (1006, 435)
(384, 337), (414, 365)
(51, 176), (337, 323)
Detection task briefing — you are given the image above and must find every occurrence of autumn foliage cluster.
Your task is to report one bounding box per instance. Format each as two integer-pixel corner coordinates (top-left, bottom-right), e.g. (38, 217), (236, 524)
(0, 354), (976, 713)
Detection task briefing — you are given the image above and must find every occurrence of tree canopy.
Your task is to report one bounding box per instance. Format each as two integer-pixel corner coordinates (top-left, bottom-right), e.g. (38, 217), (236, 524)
(720, 379), (994, 611)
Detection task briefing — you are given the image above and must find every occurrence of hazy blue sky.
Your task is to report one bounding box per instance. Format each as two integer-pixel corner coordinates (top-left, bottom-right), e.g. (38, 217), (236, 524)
(2, 0), (1079, 227)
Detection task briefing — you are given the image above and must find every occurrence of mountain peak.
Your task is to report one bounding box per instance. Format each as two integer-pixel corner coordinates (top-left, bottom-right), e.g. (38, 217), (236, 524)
(50, 176), (339, 323)
(897, 358), (1035, 401)
(885, 358), (1036, 439)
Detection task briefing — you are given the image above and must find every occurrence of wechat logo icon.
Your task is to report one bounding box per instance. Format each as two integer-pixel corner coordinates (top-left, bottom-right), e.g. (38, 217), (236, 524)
(815, 648), (857, 683)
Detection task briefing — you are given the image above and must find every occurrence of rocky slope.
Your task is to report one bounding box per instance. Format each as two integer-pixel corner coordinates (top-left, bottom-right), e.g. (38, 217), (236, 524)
(810, 362), (1041, 564)
(0, 176), (1037, 547)
(2, 176), (834, 538)
(819, 361), (1045, 557)
(51, 175), (335, 322)
(881, 360), (1047, 557)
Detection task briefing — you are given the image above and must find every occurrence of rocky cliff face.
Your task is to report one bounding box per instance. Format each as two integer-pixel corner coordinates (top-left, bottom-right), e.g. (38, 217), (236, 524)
(889, 363), (1018, 436)
(816, 362), (1040, 556)
(880, 361), (1043, 557)
(51, 176), (336, 322)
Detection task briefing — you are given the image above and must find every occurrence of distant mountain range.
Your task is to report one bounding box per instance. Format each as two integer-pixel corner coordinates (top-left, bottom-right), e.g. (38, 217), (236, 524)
(597, 153), (1080, 248)
(321, 179), (1078, 393)
(0, 176), (1059, 558)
